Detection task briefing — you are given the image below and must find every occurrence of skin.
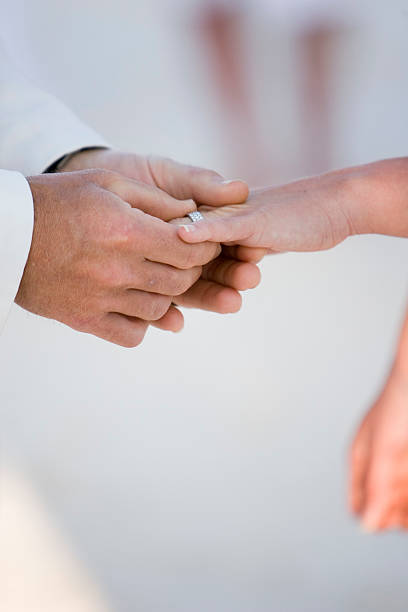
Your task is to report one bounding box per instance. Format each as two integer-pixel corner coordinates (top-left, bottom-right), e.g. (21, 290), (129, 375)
(178, 158), (408, 249)
(62, 150), (267, 316)
(177, 157), (408, 532)
(17, 169), (221, 347)
(350, 311), (408, 532)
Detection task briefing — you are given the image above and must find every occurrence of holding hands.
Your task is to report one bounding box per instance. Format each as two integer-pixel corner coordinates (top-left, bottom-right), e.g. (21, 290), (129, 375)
(20, 149), (408, 531)
(18, 153), (262, 346)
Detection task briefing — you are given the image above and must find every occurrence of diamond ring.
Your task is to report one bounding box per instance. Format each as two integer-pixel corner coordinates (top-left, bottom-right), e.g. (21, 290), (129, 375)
(188, 211), (204, 223)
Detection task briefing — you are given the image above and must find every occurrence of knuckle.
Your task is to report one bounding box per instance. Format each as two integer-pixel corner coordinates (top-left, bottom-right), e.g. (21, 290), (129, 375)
(191, 244), (217, 266)
(94, 263), (124, 288)
(178, 246), (198, 270)
(191, 165), (218, 182)
(146, 296), (171, 321)
(114, 218), (138, 247)
(171, 268), (200, 296)
(168, 271), (191, 296)
(104, 218), (139, 253)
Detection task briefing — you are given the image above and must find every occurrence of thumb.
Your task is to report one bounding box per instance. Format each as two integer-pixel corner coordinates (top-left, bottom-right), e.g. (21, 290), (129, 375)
(147, 156), (249, 205)
(177, 211), (250, 245)
(109, 177), (196, 221)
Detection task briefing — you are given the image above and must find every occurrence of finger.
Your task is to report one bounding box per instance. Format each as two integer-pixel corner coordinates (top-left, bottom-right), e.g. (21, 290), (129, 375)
(151, 305), (184, 332)
(108, 176), (196, 220)
(147, 156), (249, 205)
(111, 290), (172, 321)
(177, 213), (248, 245)
(136, 216), (222, 269)
(173, 279), (242, 314)
(222, 245), (268, 263)
(136, 262), (202, 296)
(170, 218), (262, 264)
(202, 257), (261, 291)
(93, 313), (149, 348)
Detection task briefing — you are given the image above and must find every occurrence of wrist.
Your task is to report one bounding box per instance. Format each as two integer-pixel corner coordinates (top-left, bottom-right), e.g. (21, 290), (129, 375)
(340, 158), (408, 237)
(48, 147), (109, 173)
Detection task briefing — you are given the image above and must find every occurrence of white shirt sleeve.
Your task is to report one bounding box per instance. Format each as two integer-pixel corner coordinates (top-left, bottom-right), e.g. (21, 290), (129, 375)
(0, 170), (33, 330)
(0, 45), (108, 175)
(0, 42), (108, 330)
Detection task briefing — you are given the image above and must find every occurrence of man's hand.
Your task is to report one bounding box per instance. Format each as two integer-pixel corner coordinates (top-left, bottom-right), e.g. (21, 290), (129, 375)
(16, 170), (220, 347)
(349, 369), (408, 531)
(61, 150), (264, 311)
(61, 149), (249, 207)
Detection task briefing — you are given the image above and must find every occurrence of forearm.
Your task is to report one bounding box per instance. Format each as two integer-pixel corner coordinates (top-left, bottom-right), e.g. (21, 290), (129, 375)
(342, 157), (408, 238)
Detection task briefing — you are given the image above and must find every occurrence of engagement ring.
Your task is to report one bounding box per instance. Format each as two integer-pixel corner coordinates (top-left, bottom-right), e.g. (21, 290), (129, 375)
(188, 211), (204, 223)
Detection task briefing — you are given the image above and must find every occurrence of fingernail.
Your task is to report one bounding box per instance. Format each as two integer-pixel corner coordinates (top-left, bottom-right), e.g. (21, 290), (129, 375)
(221, 179), (242, 185)
(179, 224), (197, 233)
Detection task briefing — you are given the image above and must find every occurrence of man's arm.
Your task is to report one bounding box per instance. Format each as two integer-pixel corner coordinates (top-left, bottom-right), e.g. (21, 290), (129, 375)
(0, 41), (108, 331)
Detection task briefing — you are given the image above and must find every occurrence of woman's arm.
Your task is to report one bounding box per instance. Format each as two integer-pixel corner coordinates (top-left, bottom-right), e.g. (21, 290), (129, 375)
(178, 158), (408, 251)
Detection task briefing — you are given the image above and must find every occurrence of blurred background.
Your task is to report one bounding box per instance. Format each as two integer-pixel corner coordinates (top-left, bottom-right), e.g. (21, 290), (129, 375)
(1, 1), (408, 610)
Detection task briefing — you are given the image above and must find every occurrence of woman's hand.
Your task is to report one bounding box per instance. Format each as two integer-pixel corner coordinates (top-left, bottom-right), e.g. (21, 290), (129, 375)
(178, 158), (408, 251)
(350, 309), (408, 531)
(349, 368), (408, 531)
(177, 171), (355, 252)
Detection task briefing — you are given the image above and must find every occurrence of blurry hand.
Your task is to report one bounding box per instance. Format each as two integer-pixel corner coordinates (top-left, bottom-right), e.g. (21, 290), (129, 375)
(62, 150), (265, 312)
(16, 170), (220, 347)
(349, 369), (408, 532)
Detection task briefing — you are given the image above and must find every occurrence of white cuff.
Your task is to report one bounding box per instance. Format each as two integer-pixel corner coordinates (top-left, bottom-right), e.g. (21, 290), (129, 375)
(0, 170), (34, 330)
